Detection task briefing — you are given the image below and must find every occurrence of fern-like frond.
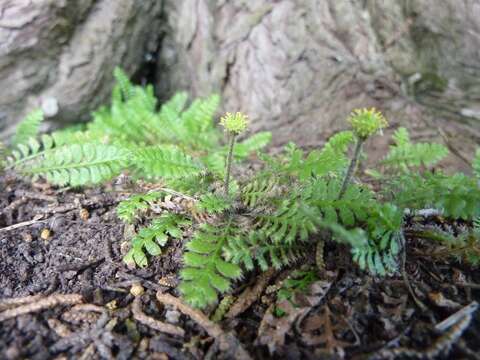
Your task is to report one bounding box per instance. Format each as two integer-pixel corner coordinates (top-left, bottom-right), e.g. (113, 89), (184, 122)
(223, 231), (306, 271)
(113, 67), (135, 101)
(241, 176), (282, 208)
(255, 198), (321, 244)
(293, 131), (354, 179)
(234, 131), (272, 160)
(124, 214), (189, 267)
(182, 94), (220, 133)
(473, 149), (480, 179)
(382, 127), (449, 171)
(197, 194), (231, 214)
(132, 146), (203, 180)
(11, 109), (44, 147)
(306, 178), (373, 226)
(394, 172), (480, 220)
(11, 140), (129, 186)
(117, 191), (164, 223)
(179, 223), (242, 308)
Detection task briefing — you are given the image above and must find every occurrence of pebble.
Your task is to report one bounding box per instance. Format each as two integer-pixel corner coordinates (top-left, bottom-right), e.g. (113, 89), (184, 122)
(165, 309), (181, 324)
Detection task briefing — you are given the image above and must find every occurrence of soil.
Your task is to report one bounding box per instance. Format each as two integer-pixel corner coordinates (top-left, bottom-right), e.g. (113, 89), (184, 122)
(0, 172), (479, 360)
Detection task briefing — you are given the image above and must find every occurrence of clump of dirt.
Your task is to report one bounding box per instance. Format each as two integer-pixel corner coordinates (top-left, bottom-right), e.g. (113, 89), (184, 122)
(0, 173), (479, 359)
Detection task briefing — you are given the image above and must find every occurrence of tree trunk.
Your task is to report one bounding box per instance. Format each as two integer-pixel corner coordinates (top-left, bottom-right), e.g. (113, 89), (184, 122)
(0, 0), (163, 140)
(157, 0), (480, 163)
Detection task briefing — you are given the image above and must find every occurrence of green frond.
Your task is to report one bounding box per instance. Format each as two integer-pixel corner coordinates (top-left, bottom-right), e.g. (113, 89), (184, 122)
(241, 176), (281, 208)
(394, 172), (480, 220)
(234, 131), (272, 159)
(295, 131), (354, 179)
(132, 146), (203, 180)
(117, 191), (165, 223)
(113, 67), (135, 101)
(382, 127), (449, 171)
(223, 231), (306, 271)
(11, 109), (44, 147)
(11, 141), (129, 186)
(473, 149), (480, 178)
(306, 178), (373, 226)
(179, 223), (242, 308)
(197, 194), (232, 214)
(182, 94), (220, 133)
(277, 269), (319, 302)
(124, 214), (190, 267)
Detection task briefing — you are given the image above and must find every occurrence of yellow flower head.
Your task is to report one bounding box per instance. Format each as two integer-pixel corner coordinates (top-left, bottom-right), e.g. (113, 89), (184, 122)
(348, 108), (388, 140)
(220, 112), (249, 135)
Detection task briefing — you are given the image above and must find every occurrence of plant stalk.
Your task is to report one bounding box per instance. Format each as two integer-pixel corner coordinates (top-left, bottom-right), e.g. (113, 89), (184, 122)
(338, 138), (363, 199)
(224, 133), (236, 196)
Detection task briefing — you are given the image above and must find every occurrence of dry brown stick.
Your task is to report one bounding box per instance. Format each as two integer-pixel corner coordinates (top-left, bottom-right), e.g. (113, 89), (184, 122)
(0, 294), (44, 311)
(435, 301), (479, 332)
(0, 215), (45, 233)
(0, 293), (83, 322)
(70, 304), (106, 313)
(156, 292), (252, 360)
(226, 268), (276, 319)
(131, 296), (184, 337)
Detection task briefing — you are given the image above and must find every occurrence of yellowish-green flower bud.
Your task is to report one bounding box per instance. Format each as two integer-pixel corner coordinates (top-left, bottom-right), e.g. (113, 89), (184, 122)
(220, 112), (249, 135)
(348, 108), (388, 140)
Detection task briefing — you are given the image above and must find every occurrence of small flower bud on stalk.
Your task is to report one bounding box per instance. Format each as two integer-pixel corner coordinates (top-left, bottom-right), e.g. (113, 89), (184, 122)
(339, 108), (387, 199)
(220, 112), (249, 196)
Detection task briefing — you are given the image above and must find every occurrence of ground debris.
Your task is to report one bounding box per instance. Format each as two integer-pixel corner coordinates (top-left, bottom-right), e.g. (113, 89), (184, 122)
(156, 291), (252, 360)
(0, 293), (83, 322)
(226, 268), (276, 319)
(132, 295), (184, 337)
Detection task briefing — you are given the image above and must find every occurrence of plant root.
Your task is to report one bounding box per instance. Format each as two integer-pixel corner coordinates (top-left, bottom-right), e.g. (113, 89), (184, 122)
(156, 291), (252, 360)
(0, 293), (83, 322)
(0, 294), (43, 311)
(226, 268), (276, 319)
(131, 296), (184, 337)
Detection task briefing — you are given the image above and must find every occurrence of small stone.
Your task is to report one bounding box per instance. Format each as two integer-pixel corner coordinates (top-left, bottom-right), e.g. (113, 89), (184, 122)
(40, 228), (52, 241)
(106, 300), (118, 310)
(79, 208), (89, 221)
(41, 97), (59, 118)
(130, 283), (145, 297)
(165, 309), (181, 324)
(21, 232), (33, 242)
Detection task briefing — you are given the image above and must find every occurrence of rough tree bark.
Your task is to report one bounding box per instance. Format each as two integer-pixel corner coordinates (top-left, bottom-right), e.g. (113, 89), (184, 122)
(0, 0), (162, 140)
(157, 0), (480, 163)
(1, 0), (479, 165)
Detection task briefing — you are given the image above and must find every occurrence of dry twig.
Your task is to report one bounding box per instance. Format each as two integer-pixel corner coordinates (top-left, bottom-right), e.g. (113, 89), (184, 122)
(156, 291), (252, 360)
(132, 296), (184, 337)
(0, 293), (83, 322)
(0, 294), (43, 311)
(226, 268), (276, 319)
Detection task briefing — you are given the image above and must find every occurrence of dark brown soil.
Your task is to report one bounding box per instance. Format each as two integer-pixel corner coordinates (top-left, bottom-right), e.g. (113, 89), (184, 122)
(0, 173), (479, 360)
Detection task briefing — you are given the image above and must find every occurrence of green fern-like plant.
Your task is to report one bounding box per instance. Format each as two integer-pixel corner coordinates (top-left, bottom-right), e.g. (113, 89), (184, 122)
(124, 214), (190, 268)
(179, 223), (243, 308)
(7, 68), (270, 188)
(117, 192), (165, 223)
(473, 149), (480, 179)
(11, 109), (44, 148)
(382, 127), (449, 172)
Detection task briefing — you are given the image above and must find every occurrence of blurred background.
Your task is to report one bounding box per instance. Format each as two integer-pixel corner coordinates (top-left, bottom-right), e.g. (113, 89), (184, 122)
(1, 0), (479, 170)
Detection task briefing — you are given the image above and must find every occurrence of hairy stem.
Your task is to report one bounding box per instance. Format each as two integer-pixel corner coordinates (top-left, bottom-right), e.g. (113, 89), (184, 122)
(224, 133), (236, 196)
(339, 138), (363, 199)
